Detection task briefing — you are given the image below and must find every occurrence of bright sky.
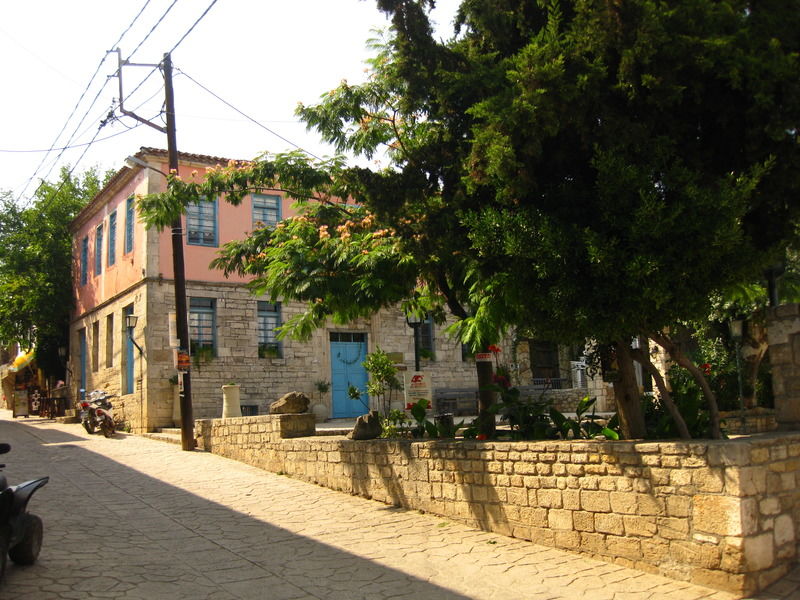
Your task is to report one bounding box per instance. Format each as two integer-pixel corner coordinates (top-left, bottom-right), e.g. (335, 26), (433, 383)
(0, 0), (460, 204)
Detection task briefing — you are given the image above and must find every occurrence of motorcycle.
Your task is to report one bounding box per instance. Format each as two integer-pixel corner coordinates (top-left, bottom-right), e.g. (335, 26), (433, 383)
(79, 390), (116, 438)
(0, 443), (49, 580)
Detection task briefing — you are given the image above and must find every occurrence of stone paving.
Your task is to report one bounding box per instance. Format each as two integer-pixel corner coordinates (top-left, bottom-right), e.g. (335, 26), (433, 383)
(0, 412), (798, 600)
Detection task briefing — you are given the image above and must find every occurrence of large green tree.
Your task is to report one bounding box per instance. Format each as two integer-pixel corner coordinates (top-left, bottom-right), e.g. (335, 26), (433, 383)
(0, 167), (106, 378)
(141, 0), (800, 439)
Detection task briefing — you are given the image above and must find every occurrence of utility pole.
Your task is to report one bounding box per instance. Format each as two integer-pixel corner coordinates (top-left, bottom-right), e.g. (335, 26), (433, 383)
(116, 50), (195, 450)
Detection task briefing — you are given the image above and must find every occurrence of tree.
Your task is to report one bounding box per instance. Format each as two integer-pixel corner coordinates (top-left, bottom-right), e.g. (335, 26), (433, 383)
(140, 0), (800, 439)
(0, 167), (107, 379)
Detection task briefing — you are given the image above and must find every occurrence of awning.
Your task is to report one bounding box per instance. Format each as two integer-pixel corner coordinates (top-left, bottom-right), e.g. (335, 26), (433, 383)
(9, 349), (34, 373)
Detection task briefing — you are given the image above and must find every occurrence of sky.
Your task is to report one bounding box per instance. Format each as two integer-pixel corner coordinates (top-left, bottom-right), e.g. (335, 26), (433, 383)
(0, 0), (461, 205)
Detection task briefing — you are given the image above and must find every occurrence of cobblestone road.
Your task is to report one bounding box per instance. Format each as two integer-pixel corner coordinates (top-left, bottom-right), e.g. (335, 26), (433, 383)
(0, 412), (797, 599)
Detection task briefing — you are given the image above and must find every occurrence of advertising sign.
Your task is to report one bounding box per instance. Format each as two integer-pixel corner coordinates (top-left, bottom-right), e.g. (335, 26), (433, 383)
(475, 352), (493, 363)
(176, 349), (191, 372)
(404, 371), (432, 404)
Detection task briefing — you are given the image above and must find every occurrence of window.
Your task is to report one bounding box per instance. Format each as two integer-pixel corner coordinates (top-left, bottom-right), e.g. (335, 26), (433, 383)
(124, 197), (135, 254)
(186, 198), (218, 246)
(107, 211), (117, 266)
(189, 297), (216, 354)
(257, 301), (281, 358)
(420, 316), (435, 359)
(91, 321), (100, 372)
(105, 314), (114, 368)
(80, 236), (88, 285)
(94, 224), (103, 276)
(530, 340), (561, 380)
(252, 194), (280, 228)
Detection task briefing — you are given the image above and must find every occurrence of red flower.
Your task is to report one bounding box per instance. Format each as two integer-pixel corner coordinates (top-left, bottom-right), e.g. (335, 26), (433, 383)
(406, 403), (414, 410)
(493, 374), (510, 389)
(476, 434), (488, 441)
(487, 345), (502, 354)
(702, 363), (712, 376)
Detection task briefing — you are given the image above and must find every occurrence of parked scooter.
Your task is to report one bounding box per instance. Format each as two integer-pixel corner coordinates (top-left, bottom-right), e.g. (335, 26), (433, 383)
(79, 390), (116, 438)
(0, 443), (49, 579)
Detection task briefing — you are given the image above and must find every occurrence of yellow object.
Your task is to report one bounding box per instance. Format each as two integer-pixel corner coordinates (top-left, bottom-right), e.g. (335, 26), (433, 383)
(10, 349), (34, 372)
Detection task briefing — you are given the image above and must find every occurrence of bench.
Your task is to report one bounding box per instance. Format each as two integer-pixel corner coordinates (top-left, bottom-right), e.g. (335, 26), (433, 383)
(434, 379), (570, 415)
(433, 388), (478, 416)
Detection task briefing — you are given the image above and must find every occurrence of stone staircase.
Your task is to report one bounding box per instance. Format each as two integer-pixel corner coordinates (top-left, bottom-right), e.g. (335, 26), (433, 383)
(142, 427), (184, 445)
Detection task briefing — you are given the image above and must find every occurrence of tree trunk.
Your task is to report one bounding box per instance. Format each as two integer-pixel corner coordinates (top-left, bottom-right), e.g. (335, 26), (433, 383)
(741, 319), (768, 409)
(476, 356), (496, 437)
(631, 346), (691, 439)
(612, 341), (647, 439)
(651, 331), (722, 439)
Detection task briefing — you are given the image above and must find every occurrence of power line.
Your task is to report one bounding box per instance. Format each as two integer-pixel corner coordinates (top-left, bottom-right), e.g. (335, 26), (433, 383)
(176, 68), (323, 161)
(168, 0), (219, 54)
(126, 0), (179, 61)
(15, 1), (156, 205)
(0, 126), (144, 154)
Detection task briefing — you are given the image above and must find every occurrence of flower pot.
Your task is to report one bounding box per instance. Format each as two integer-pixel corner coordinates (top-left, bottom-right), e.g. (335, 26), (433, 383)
(221, 384), (242, 418)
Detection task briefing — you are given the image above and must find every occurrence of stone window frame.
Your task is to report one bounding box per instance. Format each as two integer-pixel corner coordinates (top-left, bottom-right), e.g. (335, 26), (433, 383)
(189, 297), (216, 356)
(257, 301), (282, 359)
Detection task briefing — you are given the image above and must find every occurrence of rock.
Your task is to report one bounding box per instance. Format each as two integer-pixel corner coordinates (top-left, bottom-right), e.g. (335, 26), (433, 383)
(270, 391), (310, 414)
(348, 411), (382, 440)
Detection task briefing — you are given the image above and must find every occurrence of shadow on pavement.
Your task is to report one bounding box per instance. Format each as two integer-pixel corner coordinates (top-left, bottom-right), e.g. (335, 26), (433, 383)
(0, 415), (474, 600)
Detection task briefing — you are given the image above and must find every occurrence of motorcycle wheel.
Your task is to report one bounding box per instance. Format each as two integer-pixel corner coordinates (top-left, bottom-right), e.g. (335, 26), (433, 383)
(9, 514), (42, 565)
(101, 419), (115, 438)
(0, 528), (8, 580)
(82, 419), (95, 435)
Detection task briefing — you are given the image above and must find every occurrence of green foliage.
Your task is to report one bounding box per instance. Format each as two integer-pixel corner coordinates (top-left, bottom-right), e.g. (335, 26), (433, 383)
(549, 396), (620, 441)
(0, 167), (108, 377)
(643, 386), (712, 440)
(314, 380), (331, 395)
(362, 347), (403, 415)
(380, 408), (411, 438)
(408, 398), (438, 438)
(488, 384), (552, 440)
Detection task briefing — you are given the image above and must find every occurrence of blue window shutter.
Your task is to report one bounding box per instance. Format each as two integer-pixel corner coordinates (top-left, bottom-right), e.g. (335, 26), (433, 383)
(108, 211), (117, 266)
(125, 197), (135, 254)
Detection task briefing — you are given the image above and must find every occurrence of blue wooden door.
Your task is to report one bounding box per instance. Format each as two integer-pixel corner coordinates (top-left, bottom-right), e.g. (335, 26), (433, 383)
(330, 333), (368, 418)
(124, 305), (134, 394)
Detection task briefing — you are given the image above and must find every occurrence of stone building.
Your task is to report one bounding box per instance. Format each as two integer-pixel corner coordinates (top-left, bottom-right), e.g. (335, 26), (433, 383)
(68, 147), (605, 433)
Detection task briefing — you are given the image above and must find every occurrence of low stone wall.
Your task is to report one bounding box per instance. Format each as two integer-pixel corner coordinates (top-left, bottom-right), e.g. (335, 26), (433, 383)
(720, 409), (777, 435)
(195, 414), (799, 595)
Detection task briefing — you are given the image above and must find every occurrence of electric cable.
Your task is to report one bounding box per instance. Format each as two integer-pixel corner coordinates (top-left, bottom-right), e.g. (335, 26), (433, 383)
(15, 0), (156, 205)
(125, 0), (179, 62)
(176, 68), (323, 161)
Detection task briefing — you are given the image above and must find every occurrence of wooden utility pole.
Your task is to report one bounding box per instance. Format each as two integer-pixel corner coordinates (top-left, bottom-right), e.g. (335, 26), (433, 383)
(117, 50), (195, 450)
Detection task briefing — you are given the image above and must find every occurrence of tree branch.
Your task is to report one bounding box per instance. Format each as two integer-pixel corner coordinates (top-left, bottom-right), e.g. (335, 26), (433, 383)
(650, 330), (722, 439)
(630, 346), (691, 439)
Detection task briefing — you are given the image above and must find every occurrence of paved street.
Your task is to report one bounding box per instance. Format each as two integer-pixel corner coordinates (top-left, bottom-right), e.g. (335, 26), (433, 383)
(0, 412), (798, 600)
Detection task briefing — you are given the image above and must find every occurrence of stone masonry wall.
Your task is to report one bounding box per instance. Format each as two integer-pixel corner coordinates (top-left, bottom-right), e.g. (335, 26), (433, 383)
(195, 415), (800, 596)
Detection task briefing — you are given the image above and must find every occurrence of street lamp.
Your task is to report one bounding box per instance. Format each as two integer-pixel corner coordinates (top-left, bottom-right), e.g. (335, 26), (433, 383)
(729, 318), (746, 432)
(406, 313), (424, 372)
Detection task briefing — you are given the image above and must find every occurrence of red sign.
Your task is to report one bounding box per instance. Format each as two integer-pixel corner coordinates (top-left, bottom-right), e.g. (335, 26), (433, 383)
(177, 350), (191, 372)
(475, 352), (493, 362)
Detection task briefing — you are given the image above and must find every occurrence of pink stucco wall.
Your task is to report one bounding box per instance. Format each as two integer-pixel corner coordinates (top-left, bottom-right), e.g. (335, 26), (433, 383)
(73, 172), (147, 317)
(153, 160), (295, 283)
(73, 156), (297, 317)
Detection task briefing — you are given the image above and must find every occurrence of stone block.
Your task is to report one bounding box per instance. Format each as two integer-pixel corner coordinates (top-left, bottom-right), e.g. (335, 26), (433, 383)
(548, 509), (574, 530)
(595, 512), (624, 535)
(605, 535), (642, 560)
(623, 515), (657, 537)
(537, 488), (562, 508)
(774, 514), (795, 547)
(658, 516), (689, 540)
(744, 532), (775, 571)
(572, 510), (595, 532)
(609, 491), (637, 514)
(670, 540), (721, 569)
(693, 495), (744, 536)
(581, 490), (611, 513)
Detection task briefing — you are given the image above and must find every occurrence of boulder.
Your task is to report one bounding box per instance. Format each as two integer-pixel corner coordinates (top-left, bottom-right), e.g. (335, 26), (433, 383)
(347, 411), (382, 440)
(270, 391), (310, 414)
